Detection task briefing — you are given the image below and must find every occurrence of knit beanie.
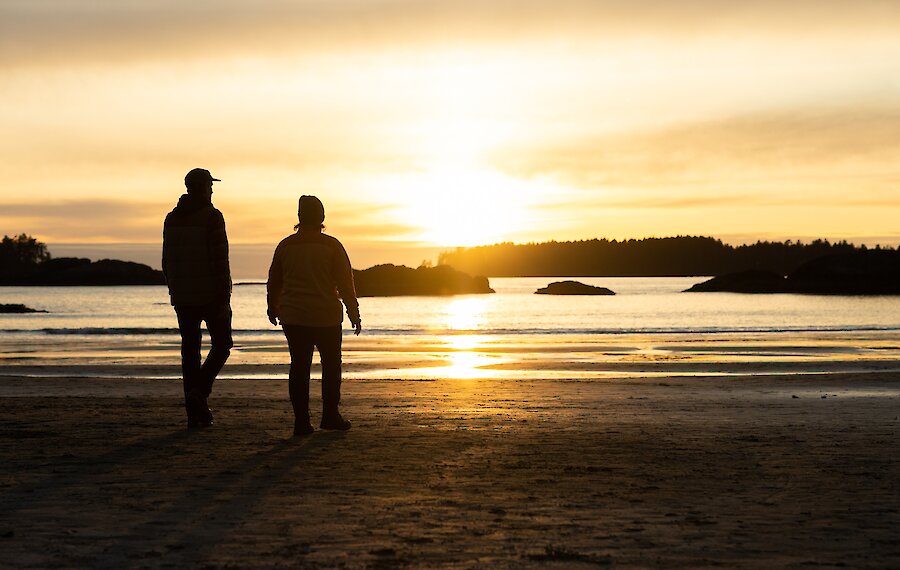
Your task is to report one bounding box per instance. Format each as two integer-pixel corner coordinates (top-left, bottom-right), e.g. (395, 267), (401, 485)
(298, 195), (325, 226)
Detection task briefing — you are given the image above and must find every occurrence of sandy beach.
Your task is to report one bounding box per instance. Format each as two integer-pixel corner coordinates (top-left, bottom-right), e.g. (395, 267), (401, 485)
(5, 0), (900, 566)
(1, 372), (898, 568)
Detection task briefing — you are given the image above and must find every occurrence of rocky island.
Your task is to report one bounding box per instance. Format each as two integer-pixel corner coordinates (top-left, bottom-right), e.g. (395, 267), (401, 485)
(353, 264), (494, 297)
(685, 250), (900, 295)
(1, 256), (166, 286)
(535, 281), (615, 295)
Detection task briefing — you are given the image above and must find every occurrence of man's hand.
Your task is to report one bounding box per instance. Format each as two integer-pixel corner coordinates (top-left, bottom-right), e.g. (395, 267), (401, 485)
(268, 313), (279, 326)
(352, 321), (362, 336)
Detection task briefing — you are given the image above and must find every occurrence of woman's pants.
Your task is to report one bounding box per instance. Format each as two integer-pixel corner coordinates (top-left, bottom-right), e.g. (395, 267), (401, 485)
(282, 324), (343, 419)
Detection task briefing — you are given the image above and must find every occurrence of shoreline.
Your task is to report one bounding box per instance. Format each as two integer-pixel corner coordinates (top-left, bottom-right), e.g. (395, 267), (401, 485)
(3, 355), (900, 382)
(1, 373), (898, 567)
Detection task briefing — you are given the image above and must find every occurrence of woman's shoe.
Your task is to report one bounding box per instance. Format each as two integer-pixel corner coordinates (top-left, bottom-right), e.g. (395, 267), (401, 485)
(293, 419), (315, 436)
(319, 413), (351, 431)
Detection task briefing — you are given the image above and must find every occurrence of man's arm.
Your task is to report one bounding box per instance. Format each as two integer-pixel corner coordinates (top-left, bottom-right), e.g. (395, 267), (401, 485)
(208, 210), (232, 304)
(161, 222), (168, 284)
(266, 244), (283, 326)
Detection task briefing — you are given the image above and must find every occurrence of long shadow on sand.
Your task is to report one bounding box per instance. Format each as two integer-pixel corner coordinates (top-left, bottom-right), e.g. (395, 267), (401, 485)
(0, 428), (199, 520)
(92, 431), (346, 566)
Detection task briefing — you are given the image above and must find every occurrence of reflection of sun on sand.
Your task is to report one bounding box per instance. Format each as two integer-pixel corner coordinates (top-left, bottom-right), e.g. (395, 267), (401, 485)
(443, 336), (502, 380)
(438, 297), (505, 379)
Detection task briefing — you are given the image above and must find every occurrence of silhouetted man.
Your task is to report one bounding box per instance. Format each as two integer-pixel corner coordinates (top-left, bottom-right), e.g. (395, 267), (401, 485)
(162, 168), (233, 428)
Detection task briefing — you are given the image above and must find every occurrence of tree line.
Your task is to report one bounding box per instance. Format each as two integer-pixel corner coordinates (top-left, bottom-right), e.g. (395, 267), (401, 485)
(437, 236), (895, 277)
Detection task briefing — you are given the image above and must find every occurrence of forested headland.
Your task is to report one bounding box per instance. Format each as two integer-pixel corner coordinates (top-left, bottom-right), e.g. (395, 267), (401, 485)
(1, 234), (494, 295)
(437, 236), (896, 277)
(0, 234), (166, 285)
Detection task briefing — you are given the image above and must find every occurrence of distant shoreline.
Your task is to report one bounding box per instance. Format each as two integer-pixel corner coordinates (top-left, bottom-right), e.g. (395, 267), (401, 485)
(438, 236), (898, 277)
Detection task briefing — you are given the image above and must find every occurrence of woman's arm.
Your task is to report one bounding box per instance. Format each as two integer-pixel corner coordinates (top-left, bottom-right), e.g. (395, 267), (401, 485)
(334, 241), (361, 334)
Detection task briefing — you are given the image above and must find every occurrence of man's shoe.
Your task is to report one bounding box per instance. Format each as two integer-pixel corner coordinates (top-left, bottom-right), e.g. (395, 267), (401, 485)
(320, 413), (351, 431)
(293, 419), (315, 436)
(186, 391), (214, 427)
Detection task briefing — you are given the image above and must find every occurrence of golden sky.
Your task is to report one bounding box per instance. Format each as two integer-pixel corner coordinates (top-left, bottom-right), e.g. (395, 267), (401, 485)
(2, 0), (900, 272)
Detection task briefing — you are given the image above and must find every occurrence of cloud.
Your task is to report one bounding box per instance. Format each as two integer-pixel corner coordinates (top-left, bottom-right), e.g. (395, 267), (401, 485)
(0, 199), (170, 242)
(15, 198), (438, 275)
(0, 132), (421, 176)
(492, 107), (900, 194)
(541, 192), (900, 214)
(0, 199), (164, 219)
(3, 1), (900, 67)
(0, 197), (423, 247)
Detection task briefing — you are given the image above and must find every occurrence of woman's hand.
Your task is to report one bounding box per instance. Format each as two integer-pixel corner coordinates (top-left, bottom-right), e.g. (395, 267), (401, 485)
(268, 312), (279, 326)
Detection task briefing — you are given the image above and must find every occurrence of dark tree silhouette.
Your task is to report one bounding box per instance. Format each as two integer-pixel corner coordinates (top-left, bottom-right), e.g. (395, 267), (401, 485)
(438, 236), (886, 277)
(0, 233), (50, 275)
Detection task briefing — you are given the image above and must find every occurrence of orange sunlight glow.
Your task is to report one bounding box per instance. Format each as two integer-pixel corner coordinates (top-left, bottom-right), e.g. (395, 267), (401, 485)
(386, 157), (557, 248)
(375, 60), (559, 248)
(402, 170), (523, 247)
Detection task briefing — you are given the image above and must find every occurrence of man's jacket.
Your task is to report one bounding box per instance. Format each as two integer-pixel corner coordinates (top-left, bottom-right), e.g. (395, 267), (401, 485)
(162, 194), (231, 306)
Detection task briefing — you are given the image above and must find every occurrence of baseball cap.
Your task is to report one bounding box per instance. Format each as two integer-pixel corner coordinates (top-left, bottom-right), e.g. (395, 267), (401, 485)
(184, 168), (221, 188)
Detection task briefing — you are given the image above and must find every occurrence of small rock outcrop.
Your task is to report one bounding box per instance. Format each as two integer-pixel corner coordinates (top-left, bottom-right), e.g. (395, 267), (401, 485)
(0, 304), (46, 313)
(683, 270), (787, 293)
(353, 264), (494, 297)
(534, 281), (615, 295)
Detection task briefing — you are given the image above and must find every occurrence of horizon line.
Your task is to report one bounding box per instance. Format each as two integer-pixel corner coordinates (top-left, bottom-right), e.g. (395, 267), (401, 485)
(42, 234), (900, 249)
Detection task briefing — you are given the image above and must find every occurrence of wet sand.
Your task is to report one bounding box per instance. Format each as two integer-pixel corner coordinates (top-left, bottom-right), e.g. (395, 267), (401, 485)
(1, 373), (898, 568)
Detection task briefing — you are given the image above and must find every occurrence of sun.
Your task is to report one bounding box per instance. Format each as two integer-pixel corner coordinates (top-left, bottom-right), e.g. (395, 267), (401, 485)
(373, 72), (554, 248)
(385, 137), (552, 247)
(394, 164), (538, 247)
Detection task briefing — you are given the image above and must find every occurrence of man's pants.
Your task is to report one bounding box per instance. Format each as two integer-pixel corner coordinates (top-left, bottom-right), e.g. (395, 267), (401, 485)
(175, 303), (233, 401)
(282, 324), (343, 420)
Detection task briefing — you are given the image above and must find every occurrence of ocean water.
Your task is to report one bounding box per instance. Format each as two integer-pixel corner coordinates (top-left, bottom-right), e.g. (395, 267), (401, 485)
(2, 278), (900, 379)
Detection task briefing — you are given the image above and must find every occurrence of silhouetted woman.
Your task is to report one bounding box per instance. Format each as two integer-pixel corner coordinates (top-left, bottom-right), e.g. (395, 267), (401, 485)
(267, 195), (361, 435)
